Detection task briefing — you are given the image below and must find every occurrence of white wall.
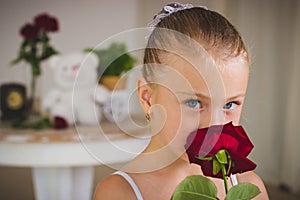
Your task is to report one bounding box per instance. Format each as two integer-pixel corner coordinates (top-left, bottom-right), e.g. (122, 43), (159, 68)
(0, 0), (139, 95)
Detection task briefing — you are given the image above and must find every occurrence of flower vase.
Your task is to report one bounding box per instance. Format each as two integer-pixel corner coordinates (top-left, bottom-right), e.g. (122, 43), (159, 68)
(100, 76), (127, 90)
(11, 74), (52, 129)
(27, 76), (41, 117)
(10, 13), (59, 128)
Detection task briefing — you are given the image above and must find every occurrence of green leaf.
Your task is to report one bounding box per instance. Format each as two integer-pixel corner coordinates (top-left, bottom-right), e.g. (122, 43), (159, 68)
(213, 159), (221, 175)
(40, 46), (58, 60)
(171, 191), (217, 200)
(225, 183), (261, 200)
(196, 156), (213, 161)
(10, 57), (22, 65)
(216, 150), (228, 164)
(88, 42), (137, 77)
(12, 117), (52, 130)
(171, 175), (218, 200)
(83, 48), (94, 53)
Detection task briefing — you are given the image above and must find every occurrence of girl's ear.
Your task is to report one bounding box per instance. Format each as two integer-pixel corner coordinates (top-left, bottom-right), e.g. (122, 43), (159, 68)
(137, 77), (152, 113)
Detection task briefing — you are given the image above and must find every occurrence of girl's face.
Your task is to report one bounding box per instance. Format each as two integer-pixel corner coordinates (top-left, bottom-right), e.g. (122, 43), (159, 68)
(139, 54), (249, 155)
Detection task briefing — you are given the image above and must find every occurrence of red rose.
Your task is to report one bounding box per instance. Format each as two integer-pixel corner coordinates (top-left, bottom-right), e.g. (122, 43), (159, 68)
(34, 13), (59, 32)
(54, 116), (68, 129)
(185, 122), (256, 179)
(20, 23), (39, 40)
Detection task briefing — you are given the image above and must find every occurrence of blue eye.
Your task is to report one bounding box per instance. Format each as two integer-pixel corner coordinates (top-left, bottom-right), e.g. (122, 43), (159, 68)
(223, 102), (238, 110)
(185, 99), (202, 109)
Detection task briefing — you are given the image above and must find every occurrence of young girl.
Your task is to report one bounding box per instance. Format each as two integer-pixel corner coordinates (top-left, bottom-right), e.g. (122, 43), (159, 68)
(94, 3), (269, 200)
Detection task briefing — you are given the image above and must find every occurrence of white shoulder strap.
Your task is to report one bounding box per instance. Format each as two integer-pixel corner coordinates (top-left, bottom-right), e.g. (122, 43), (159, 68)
(114, 171), (144, 200)
(230, 174), (238, 186)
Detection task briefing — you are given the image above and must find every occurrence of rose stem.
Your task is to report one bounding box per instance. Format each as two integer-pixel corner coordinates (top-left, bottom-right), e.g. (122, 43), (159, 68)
(221, 164), (229, 194)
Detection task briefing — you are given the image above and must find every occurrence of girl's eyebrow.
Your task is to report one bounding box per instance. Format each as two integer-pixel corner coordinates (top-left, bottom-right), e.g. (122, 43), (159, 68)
(226, 94), (246, 102)
(175, 91), (210, 100)
(175, 91), (245, 101)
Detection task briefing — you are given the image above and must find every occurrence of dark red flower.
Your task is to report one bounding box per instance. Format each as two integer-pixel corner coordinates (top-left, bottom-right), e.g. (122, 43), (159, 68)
(20, 23), (39, 40)
(185, 122), (256, 179)
(34, 13), (59, 32)
(54, 116), (68, 129)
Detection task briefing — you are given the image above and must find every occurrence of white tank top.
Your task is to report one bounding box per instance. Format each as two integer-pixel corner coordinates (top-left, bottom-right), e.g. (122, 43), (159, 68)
(114, 171), (238, 200)
(114, 171), (144, 200)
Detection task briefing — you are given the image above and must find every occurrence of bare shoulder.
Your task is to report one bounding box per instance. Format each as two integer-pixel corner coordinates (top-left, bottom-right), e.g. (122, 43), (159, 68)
(93, 174), (136, 200)
(237, 171), (269, 200)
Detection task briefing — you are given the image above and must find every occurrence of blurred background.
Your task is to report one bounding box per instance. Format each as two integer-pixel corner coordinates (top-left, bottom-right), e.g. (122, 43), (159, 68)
(0, 0), (299, 199)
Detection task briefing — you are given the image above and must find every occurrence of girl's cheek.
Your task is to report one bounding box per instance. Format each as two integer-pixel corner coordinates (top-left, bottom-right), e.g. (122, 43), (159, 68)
(177, 109), (201, 134)
(224, 110), (242, 125)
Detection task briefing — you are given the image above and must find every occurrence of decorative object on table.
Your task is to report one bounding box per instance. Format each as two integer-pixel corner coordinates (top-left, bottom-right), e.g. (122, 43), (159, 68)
(171, 122), (260, 200)
(41, 52), (111, 129)
(0, 83), (27, 120)
(85, 42), (137, 90)
(0, 84), (52, 129)
(11, 13), (59, 115)
(102, 90), (131, 122)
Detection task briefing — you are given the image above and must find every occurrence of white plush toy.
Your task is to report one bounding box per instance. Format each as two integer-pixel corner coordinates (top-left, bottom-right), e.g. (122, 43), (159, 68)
(42, 52), (110, 127)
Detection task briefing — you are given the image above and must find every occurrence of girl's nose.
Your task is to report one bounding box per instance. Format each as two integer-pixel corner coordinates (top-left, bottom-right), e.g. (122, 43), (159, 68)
(199, 108), (228, 128)
(210, 108), (226, 126)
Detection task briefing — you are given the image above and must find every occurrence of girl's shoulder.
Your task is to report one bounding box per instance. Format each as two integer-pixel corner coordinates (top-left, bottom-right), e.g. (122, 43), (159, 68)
(93, 174), (136, 200)
(237, 171), (264, 185)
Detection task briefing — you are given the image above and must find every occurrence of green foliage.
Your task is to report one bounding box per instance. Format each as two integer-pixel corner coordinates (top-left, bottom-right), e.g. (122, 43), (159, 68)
(85, 42), (137, 77)
(171, 175), (218, 200)
(11, 31), (59, 77)
(12, 117), (52, 130)
(171, 175), (261, 200)
(225, 183), (261, 200)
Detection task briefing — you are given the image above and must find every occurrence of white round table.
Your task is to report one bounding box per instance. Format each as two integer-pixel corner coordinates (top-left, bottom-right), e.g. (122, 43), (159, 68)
(0, 119), (149, 200)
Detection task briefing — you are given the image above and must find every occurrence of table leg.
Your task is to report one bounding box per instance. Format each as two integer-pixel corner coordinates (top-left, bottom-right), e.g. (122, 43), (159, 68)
(32, 166), (94, 200)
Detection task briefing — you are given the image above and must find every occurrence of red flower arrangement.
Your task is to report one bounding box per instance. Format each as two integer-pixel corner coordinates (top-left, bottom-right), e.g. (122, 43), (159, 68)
(12, 13), (59, 114)
(13, 13), (59, 77)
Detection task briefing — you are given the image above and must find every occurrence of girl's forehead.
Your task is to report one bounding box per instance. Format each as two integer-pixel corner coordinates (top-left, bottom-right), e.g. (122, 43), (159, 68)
(153, 54), (249, 96)
(159, 53), (248, 78)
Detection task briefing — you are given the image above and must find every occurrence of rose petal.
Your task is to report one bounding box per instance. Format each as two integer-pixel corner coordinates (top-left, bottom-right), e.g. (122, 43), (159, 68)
(20, 23), (39, 40)
(34, 13), (59, 32)
(229, 151), (257, 174)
